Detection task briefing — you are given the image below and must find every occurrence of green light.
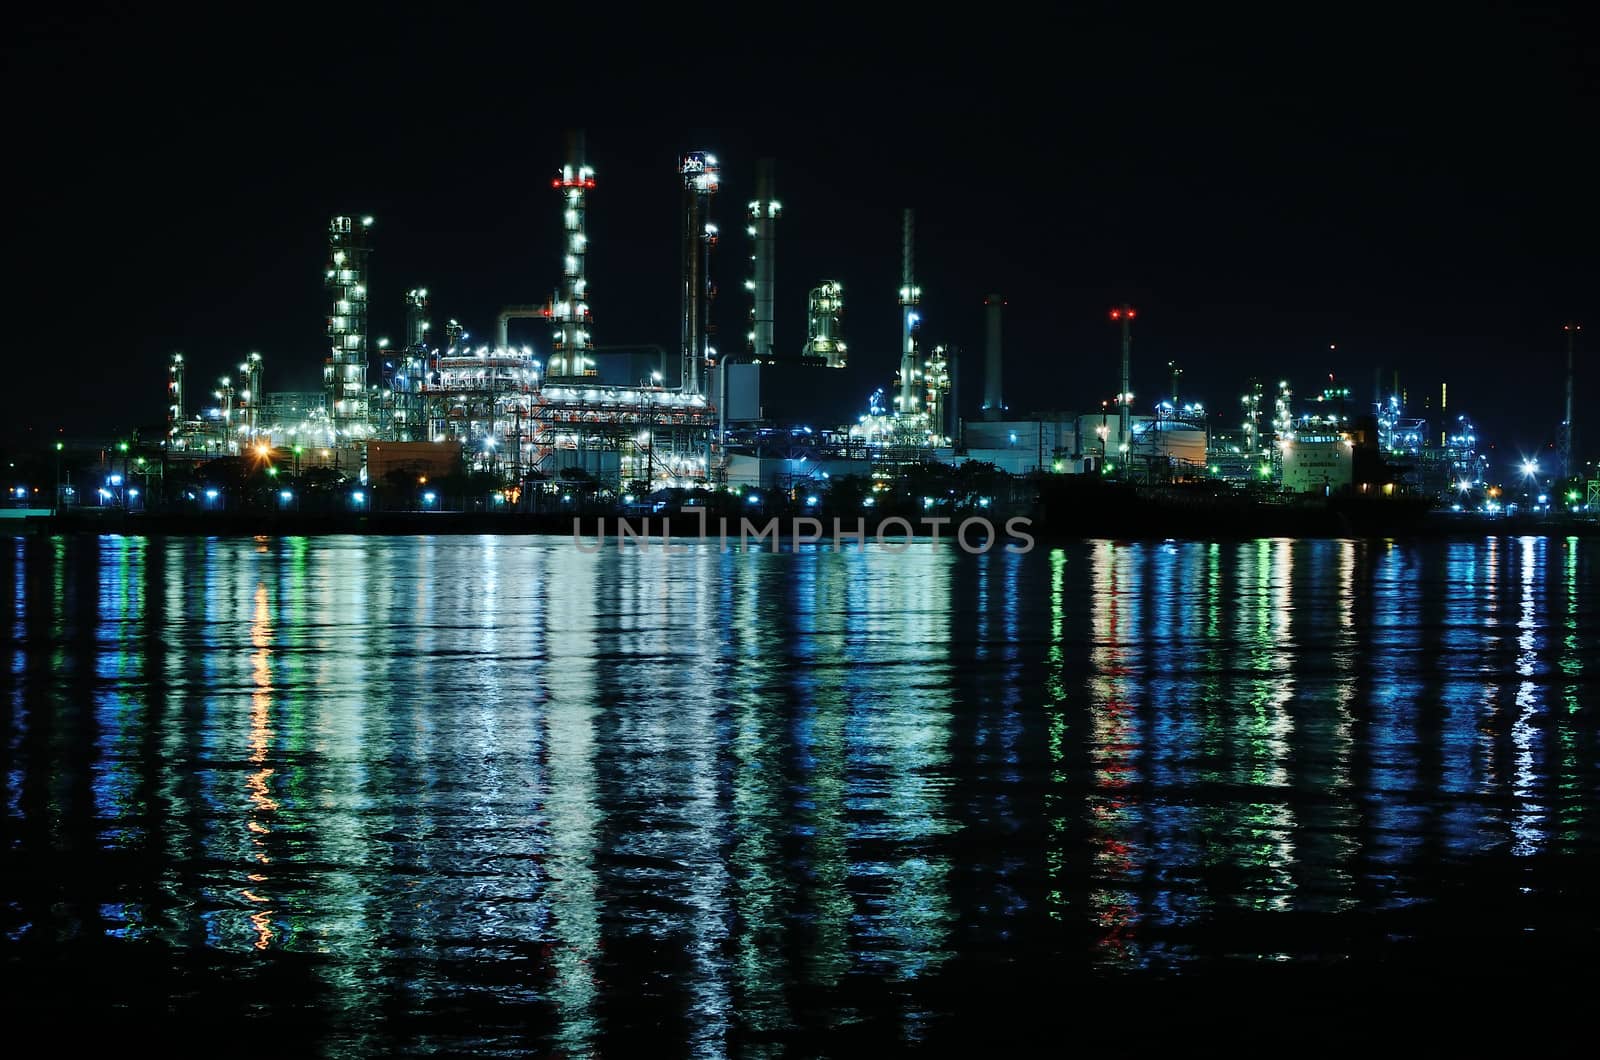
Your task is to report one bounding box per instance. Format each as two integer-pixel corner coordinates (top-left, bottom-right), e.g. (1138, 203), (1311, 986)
(117, 442), (129, 453)
(135, 457), (145, 466)
(54, 442), (63, 451)
(293, 445), (303, 454)
(266, 467), (277, 477)
(1567, 491), (1580, 502)
(1052, 460), (1063, 472)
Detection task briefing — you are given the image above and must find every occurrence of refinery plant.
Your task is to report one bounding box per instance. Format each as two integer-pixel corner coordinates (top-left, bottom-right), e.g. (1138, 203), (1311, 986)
(14, 132), (1593, 524)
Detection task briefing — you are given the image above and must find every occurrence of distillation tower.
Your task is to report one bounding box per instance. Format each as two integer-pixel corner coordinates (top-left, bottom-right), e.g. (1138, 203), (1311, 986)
(680, 151), (720, 395)
(551, 133), (596, 380)
(324, 215), (373, 439)
(388, 287), (430, 440)
(802, 283), (846, 367)
(237, 352), (263, 442)
(925, 345), (952, 442)
(167, 353), (184, 445)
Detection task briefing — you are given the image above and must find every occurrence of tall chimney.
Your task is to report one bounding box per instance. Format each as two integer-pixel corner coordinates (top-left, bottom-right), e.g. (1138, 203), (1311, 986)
(897, 209), (921, 418)
(748, 159), (778, 361)
(982, 294), (1004, 421)
(1563, 322), (1580, 480)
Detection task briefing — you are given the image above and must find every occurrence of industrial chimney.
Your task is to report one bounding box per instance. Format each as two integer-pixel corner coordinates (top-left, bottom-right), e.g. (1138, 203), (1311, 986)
(747, 159), (778, 361)
(982, 294), (1004, 421)
(897, 209), (921, 418)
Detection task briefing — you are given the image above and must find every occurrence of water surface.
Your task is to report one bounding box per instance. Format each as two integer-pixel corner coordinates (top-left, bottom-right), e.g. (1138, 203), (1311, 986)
(3, 535), (1599, 1053)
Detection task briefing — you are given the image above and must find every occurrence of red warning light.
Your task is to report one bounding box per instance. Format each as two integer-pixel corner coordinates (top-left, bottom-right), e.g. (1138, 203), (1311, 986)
(1109, 309), (1121, 320)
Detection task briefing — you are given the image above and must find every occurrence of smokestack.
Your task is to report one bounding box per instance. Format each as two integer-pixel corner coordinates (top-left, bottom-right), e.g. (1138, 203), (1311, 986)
(1563, 322), (1580, 480)
(748, 159), (778, 361)
(897, 209), (921, 418)
(982, 294), (1004, 421)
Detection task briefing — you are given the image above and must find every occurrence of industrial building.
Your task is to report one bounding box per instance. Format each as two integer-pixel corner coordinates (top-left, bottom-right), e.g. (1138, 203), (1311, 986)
(135, 131), (1578, 516)
(1282, 434), (1356, 494)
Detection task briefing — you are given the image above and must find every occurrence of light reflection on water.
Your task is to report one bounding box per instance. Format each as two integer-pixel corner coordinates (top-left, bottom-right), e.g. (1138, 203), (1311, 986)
(3, 534), (1599, 1051)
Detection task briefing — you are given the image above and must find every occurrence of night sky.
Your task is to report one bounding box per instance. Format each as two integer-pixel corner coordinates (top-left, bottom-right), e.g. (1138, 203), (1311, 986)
(7, 6), (1595, 466)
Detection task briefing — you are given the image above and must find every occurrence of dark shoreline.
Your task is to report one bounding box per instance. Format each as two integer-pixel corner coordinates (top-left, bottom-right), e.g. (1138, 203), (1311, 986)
(8, 507), (1597, 541)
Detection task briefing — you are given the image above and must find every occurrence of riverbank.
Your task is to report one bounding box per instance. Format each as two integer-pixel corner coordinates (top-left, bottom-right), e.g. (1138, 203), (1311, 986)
(8, 504), (1598, 540)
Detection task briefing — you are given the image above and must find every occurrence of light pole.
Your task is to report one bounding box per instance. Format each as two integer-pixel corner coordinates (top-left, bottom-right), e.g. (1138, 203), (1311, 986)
(53, 441), (63, 515)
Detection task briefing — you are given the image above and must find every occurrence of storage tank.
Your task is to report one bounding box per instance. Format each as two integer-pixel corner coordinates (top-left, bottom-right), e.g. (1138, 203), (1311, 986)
(1131, 419), (1207, 468)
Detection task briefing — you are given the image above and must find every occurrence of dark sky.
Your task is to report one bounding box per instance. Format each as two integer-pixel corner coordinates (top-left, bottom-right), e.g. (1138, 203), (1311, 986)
(7, 5), (1596, 466)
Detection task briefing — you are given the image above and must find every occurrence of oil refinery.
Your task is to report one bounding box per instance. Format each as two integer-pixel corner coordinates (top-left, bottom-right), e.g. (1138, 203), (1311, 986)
(14, 133), (1595, 526)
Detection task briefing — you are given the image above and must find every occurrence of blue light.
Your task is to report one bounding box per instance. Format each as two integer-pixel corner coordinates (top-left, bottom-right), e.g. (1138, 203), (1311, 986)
(352, 490), (365, 503)
(423, 491), (437, 503)
(746, 493), (760, 504)
(205, 489), (219, 500)
(109, 474), (123, 486)
(279, 490), (293, 502)
(805, 495), (819, 507)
